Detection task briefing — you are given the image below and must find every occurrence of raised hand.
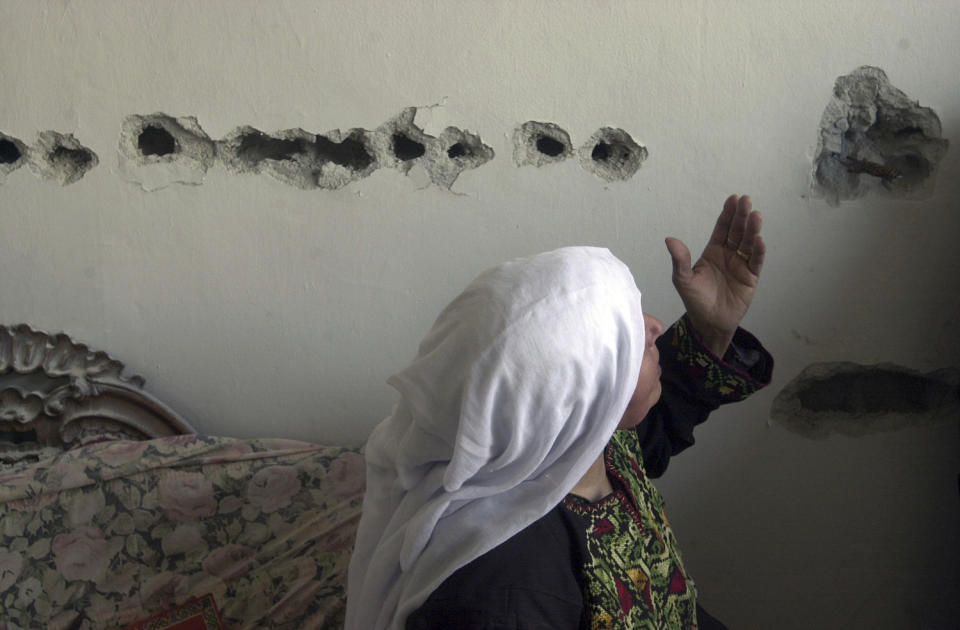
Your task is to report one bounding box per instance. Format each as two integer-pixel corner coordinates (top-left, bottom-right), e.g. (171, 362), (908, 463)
(664, 194), (766, 357)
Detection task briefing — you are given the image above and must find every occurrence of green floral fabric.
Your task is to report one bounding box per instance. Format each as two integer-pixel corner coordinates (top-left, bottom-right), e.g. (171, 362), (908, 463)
(0, 435), (365, 630)
(564, 429), (697, 630)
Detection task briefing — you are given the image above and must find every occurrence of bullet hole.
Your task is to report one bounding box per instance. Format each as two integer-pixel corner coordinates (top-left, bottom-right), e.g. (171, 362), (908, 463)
(813, 66), (949, 205)
(119, 114), (216, 191)
(372, 107), (436, 178)
(51, 145), (93, 169)
(426, 126), (495, 190)
(579, 128), (647, 182)
(591, 141), (611, 161)
(219, 126), (378, 190)
(315, 133), (375, 171)
(0, 133), (27, 181)
(137, 125), (177, 157)
(513, 121), (572, 167)
(28, 131), (99, 186)
(536, 135), (566, 157)
(236, 130), (305, 164)
(392, 133), (426, 161)
(770, 362), (960, 439)
(0, 139), (21, 164)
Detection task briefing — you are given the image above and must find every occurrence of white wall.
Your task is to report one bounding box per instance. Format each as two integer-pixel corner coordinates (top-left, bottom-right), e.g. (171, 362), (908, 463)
(1, 1), (957, 626)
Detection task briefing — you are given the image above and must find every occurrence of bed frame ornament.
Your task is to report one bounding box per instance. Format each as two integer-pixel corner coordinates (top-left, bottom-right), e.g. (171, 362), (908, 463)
(0, 323), (196, 465)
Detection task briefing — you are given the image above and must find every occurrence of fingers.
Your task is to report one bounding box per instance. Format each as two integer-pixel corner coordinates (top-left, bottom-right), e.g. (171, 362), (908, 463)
(665, 237), (693, 285)
(714, 194), (764, 276)
(747, 233), (766, 276)
(724, 195), (752, 247)
(731, 208), (758, 252)
(707, 194), (739, 248)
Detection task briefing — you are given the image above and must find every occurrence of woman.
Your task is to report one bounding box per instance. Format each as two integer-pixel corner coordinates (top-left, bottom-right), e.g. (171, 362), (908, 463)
(346, 195), (772, 629)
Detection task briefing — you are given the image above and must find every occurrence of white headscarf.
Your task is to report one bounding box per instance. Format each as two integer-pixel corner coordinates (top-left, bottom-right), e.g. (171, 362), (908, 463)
(345, 247), (645, 630)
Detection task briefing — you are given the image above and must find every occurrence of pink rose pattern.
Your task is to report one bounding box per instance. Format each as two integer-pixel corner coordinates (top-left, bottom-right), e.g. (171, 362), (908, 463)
(158, 473), (217, 520)
(202, 544), (255, 581)
(52, 527), (110, 582)
(329, 451), (366, 499)
(246, 466), (302, 513)
(97, 441), (149, 466)
(0, 436), (363, 629)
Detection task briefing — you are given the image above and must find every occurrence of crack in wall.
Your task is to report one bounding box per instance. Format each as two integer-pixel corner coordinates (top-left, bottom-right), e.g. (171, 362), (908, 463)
(813, 66), (949, 205)
(770, 361), (959, 439)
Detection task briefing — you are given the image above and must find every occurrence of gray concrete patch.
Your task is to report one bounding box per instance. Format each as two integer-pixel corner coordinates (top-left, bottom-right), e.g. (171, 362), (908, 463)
(424, 126), (495, 190)
(118, 113), (216, 191)
(578, 127), (647, 182)
(513, 121), (573, 167)
(812, 66), (949, 206)
(28, 131), (99, 186)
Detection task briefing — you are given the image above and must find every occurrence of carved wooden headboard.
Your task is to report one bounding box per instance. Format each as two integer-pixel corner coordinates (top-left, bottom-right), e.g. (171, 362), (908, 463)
(0, 324), (196, 466)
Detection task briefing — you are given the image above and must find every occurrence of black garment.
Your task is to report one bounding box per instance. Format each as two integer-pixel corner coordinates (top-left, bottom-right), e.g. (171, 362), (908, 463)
(407, 317), (772, 629)
(405, 507), (587, 630)
(405, 506), (730, 630)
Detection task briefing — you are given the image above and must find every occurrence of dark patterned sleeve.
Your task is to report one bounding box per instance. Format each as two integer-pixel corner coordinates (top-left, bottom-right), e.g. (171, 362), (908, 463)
(635, 314), (773, 478)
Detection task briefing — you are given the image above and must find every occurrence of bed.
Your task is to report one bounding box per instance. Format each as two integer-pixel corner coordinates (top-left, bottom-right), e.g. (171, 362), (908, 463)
(0, 323), (365, 629)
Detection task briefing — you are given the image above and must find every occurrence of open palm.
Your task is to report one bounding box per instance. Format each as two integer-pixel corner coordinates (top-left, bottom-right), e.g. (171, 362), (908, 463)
(665, 194), (766, 356)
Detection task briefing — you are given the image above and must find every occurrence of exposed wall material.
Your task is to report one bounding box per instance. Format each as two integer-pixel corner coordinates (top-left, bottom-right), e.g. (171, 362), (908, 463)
(513, 121), (573, 167)
(372, 107), (432, 174)
(27, 131), (99, 186)
(0, 133), (27, 182)
(771, 362), (959, 439)
(813, 66), (950, 205)
(425, 126), (495, 190)
(119, 113), (216, 191)
(217, 108), (490, 191)
(579, 127), (647, 182)
(218, 126), (377, 190)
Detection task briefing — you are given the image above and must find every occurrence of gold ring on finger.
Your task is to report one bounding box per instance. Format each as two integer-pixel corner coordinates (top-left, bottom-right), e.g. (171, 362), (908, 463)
(725, 238), (738, 249)
(735, 249), (750, 262)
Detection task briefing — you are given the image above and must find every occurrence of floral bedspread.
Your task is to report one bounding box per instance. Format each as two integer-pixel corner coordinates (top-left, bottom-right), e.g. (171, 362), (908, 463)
(0, 435), (365, 629)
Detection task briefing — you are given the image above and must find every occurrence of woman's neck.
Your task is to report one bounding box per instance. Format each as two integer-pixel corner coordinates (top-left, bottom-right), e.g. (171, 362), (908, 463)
(569, 453), (614, 502)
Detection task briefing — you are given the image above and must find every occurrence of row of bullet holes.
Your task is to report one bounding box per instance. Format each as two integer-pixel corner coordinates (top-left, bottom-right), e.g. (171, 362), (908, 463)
(0, 114), (647, 188)
(139, 125), (433, 167)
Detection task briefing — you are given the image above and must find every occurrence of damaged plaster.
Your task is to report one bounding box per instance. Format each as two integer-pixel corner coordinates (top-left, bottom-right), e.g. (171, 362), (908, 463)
(770, 362), (959, 439)
(813, 66), (949, 205)
(119, 113), (216, 191)
(513, 121), (574, 167)
(424, 126), (495, 189)
(215, 107), (492, 191)
(27, 131), (98, 186)
(217, 126), (377, 190)
(579, 127), (647, 182)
